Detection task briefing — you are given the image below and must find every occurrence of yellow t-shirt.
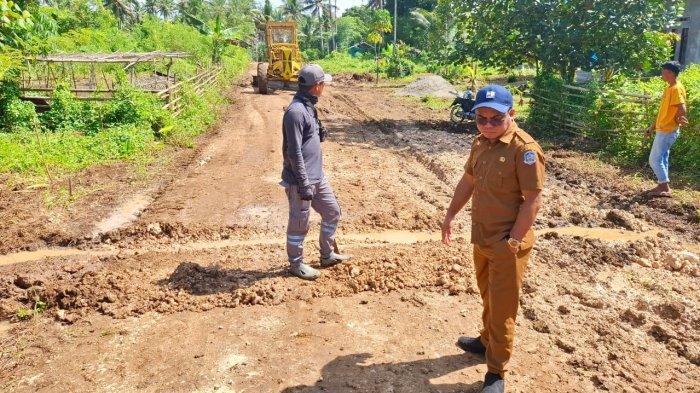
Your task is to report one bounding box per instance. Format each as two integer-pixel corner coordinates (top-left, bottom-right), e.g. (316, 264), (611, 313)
(655, 82), (687, 132)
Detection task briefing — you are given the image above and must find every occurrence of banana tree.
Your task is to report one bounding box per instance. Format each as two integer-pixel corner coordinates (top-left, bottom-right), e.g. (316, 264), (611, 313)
(366, 9), (391, 82)
(185, 13), (242, 63)
(0, 0), (33, 49)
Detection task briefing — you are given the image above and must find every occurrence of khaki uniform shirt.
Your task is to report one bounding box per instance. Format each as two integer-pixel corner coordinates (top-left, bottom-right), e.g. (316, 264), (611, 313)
(465, 122), (545, 247)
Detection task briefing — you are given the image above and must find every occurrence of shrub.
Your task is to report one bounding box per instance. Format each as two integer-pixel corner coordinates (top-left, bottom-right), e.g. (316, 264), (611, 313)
(4, 98), (38, 132)
(384, 56), (415, 78)
(41, 83), (99, 134)
(528, 67), (700, 183)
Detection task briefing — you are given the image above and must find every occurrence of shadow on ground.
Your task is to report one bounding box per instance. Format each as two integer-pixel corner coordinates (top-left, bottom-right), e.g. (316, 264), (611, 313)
(158, 261), (287, 295)
(281, 352), (483, 393)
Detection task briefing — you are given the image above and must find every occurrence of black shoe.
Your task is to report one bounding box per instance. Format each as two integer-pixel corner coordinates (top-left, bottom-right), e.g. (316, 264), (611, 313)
(456, 336), (486, 355)
(481, 372), (504, 393)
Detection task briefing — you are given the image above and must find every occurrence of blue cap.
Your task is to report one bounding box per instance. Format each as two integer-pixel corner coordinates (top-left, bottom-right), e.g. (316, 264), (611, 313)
(472, 84), (513, 113)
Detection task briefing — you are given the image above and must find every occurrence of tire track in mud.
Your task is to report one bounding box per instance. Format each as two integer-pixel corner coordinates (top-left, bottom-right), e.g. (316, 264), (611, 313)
(327, 91), (461, 186)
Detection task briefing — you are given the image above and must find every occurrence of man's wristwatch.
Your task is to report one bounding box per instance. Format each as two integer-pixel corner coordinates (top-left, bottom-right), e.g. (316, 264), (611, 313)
(507, 237), (521, 250)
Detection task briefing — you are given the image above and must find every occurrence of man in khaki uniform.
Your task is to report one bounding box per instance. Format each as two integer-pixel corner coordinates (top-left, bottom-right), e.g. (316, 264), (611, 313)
(441, 85), (545, 393)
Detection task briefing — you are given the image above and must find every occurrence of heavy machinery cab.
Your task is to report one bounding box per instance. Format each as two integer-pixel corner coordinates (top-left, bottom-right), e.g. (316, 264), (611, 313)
(256, 21), (303, 94)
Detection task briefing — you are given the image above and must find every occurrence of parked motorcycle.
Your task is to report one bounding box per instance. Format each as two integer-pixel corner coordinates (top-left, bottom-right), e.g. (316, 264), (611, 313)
(450, 90), (476, 128)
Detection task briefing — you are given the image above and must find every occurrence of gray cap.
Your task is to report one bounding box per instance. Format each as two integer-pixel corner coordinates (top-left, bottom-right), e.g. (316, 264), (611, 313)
(298, 64), (332, 86)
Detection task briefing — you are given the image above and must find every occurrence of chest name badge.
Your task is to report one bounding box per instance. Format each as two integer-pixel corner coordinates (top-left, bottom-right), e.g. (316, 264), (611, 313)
(523, 151), (537, 165)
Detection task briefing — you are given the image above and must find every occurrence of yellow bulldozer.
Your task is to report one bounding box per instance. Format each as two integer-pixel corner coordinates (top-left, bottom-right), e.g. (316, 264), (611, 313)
(256, 21), (303, 94)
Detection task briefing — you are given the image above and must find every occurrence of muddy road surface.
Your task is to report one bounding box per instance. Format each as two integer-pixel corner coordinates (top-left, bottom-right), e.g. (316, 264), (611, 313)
(1, 74), (699, 393)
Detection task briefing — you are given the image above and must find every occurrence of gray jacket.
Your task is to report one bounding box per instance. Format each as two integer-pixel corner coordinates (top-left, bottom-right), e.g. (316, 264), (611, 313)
(281, 92), (324, 187)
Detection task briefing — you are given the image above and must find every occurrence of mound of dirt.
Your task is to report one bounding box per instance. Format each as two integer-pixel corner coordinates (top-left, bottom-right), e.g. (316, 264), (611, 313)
(0, 241), (477, 323)
(396, 75), (458, 99)
(332, 73), (376, 84)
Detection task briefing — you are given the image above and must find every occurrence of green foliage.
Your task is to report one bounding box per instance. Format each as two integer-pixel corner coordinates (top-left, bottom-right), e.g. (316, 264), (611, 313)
(103, 81), (172, 134)
(384, 53), (415, 78)
(5, 97), (38, 132)
(134, 17), (211, 64)
(439, 0), (683, 82)
(0, 62), (23, 129)
(366, 9), (391, 45)
(34, 26), (135, 54)
(316, 51), (376, 75)
(41, 83), (99, 134)
(0, 0), (33, 49)
(0, 124), (155, 175)
(381, 43), (418, 78)
(16, 307), (32, 320)
(0, 2), (252, 179)
(0, 49), (22, 79)
(528, 66), (700, 183)
(334, 16), (363, 50)
(15, 296), (46, 320)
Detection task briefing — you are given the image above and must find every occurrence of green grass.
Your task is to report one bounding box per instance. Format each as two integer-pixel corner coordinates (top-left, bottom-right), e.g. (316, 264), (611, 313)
(420, 96), (452, 110)
(315, 51), (428, 79)
(315, 52), (378, 75)
(0, 48), (250, 185)
(0, 125), (157, 177)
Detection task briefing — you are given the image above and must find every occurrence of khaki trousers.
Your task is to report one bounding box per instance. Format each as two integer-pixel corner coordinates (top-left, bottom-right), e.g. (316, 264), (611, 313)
(473, 240), (531, 377)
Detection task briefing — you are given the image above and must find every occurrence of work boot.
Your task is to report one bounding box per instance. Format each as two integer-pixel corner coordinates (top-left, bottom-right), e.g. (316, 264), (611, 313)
(480, 372), (504, 393)
(456, 336), (486, 355)
(320, 252), (352, 268)
(290, 263), (321, 280)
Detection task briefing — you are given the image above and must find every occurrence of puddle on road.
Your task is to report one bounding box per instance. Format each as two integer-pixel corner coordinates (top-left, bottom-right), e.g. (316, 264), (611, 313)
(1, 227), (697, 267)
(343, 230), (458, 244)
(0, 248), (113, 266)
(92, 192), (154, 237)
(538, 227), (661, 243)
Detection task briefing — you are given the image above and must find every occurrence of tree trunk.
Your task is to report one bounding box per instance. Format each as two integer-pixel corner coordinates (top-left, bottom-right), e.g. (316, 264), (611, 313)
(319, 12), (324, 57)
(375, 45), (380, 84)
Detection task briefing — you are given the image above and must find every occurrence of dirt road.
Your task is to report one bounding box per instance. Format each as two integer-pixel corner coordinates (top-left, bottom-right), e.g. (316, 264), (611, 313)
(1, 73), (699, 393)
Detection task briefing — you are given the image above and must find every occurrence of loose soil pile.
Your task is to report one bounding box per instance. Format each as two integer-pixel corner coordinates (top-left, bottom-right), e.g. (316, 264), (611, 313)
(396, 74), (458, 99)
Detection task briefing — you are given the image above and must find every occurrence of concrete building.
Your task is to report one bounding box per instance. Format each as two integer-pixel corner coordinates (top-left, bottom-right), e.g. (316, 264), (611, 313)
(673, 0), (700, 64)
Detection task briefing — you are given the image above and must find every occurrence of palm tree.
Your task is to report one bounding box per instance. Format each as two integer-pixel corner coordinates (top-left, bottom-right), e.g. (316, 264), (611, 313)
(103, 0), (139, 26)
(367, 0), (383, 9)
(324, 0), (339, 52)
(301, 0), (324, 19)
(302, 0), (325, 54)
(144, 0), (157, 16)
(156, 0), (175, 20)
(264, 0), (273, 20)
(271, 7), (285, 21)
(177, 0), (203, 19)
(298, 15), (320, 54)
(282, 0), (303, 21)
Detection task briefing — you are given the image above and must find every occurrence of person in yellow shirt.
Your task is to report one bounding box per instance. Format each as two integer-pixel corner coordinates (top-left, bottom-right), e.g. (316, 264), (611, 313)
(646, 61), (688, 197)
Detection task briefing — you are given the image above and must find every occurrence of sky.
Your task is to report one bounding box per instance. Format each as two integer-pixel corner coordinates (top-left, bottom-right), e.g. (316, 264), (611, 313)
(270, 0), (367, 17)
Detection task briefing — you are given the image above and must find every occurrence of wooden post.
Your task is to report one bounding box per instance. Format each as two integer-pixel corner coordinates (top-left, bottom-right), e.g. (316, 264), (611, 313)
(70, 63), (78, 89)
(166, 59), (173, 105)
(89, 63), (96, 89)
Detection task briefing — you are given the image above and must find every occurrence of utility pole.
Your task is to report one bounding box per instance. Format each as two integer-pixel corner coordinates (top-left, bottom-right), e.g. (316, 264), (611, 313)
(334, 0), (338, 52)
(393, 0), (397, 58)
(329, 0), (336, 53)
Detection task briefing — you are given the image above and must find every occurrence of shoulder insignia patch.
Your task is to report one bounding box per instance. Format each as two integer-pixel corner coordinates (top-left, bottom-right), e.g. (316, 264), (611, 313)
(523, 150), (537, 165)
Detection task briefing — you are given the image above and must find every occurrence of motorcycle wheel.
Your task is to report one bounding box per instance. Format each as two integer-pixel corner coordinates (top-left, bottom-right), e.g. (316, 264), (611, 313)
(450, 106), (466, 124)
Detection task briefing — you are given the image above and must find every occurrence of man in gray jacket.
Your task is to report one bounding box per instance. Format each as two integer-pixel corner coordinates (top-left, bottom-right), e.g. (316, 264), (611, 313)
(281, 64), (351, 280)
